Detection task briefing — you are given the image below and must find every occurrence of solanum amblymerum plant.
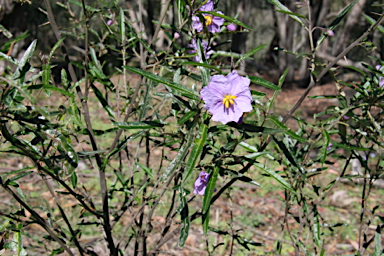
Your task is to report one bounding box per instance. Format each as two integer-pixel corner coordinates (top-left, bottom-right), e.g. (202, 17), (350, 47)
(0, 0), (384, 255)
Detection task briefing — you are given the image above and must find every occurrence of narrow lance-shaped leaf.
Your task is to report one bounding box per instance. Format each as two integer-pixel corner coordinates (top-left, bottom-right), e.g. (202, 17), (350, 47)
(120, 8), (125, 42)
(160, 124), (197, 181)
(248, 76), (280, 91)
(269, 117), (306, 142)
(202, 166), (219, 235)
(90, 83), (116, 119)
(364, 15), (384, 35)
(114, 121), (164, 130)
(178, 195), (190, 247)
(182, 124), (208, 185)
(253, 162), (296, 195)
(268, 0), (305, 26)
(124, 66), (200, 100)
(48, 37), (66, 63)
(235, 44), (266, 68)
(320, 129), (330, 164)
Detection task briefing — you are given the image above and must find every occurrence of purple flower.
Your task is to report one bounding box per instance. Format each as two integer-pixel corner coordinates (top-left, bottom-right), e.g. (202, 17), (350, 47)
(376, 65), (384, 87)
(188, 39), (214, 62)
(200, 71), (252, 124)
(193, 171), (210, 195)
(343, 115), (349, 120)
(174, 32), (180, 39)
(192, 1), (225, 33)
(326, 29), (334, 37)
(227, 23), (236, 31)
(107, 20), (113, 26)
(327, 143), (332, 151)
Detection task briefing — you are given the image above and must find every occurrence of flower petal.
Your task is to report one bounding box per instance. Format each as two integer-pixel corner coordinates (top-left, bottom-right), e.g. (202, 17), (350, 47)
(199, 0), (214, 12)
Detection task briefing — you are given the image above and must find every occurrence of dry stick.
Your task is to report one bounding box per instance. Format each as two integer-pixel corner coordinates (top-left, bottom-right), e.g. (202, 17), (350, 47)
(0, 177), (75, 256)
(43, 0), (116, 254)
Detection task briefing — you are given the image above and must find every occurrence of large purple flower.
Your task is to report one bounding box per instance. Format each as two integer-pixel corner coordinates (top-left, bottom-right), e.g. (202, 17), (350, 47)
(192, 1), (224, 33)
(193, 171), (210, 195)
(188, 39), (214, 62)
(200, 71), (252, 124)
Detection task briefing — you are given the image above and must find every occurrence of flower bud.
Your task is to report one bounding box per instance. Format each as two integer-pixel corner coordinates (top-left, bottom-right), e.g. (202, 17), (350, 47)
(107, 20), (113, 26)
(174, 32), (180, 39)
(227, 23), (236, 31)
(326, 29), (334, 37)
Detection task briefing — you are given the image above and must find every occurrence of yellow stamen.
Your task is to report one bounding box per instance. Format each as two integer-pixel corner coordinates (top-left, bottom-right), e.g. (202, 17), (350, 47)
(222, 95), (237, 108)
(204, 15), (213, 26)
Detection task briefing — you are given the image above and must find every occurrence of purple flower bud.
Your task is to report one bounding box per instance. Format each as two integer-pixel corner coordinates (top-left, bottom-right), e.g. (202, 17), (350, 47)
(379, 76), (384, 87)
(193, 171), (210, 195)
(227, 23), (236, 31)
(174, 32), (180, 39)
(107, 20), (113, 26)
(376, 65), (382, 71)
(343, 115), (349, 120)
(326, 29), (334, 37)
(327, 143), (332, 151)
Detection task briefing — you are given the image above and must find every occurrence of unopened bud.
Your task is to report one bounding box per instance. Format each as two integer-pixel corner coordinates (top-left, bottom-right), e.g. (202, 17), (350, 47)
(326, 29), (334, 37)
(227, 23), (236, 31)
(174, 32), (180, 39)
(107, 20), (113, 26)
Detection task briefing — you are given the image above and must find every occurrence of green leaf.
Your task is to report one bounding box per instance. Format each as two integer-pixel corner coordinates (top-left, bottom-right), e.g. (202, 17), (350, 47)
(48, 37), (66, 63)
(182, 124), (208, 185)
(42, 64), (50, 88)
(320, 130), (330, 164)
(114, 121), (164, 130)
(178, 110), (199, 125)
(8, 171), (33, 182)
(14, 39), (37, 81)
(120, 8), (125, 42)
(90, 83), (116, 119)
(160, 125), (196, 181)
(275, 10), (306, 19)
(229, 122), (284, 134)
(71, 172), (78, 188)
(136, 162), (154, 179)
(124, 66), (200, 100)
(0, 24), (12, 38)
(249, 76), (280, 91)
(268, 0), (304, 26)
(235, 44), (266, 68)
(202, 166), (219, 235)
(269, 117), (306, 142)
(0, 52), (18, 65)
(199, 11), (253, 31)
(253, 162), (296, 195)
(364, 15), (384, 35)
(181, 61), (222, 73)
(178, 195), (190, 247)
